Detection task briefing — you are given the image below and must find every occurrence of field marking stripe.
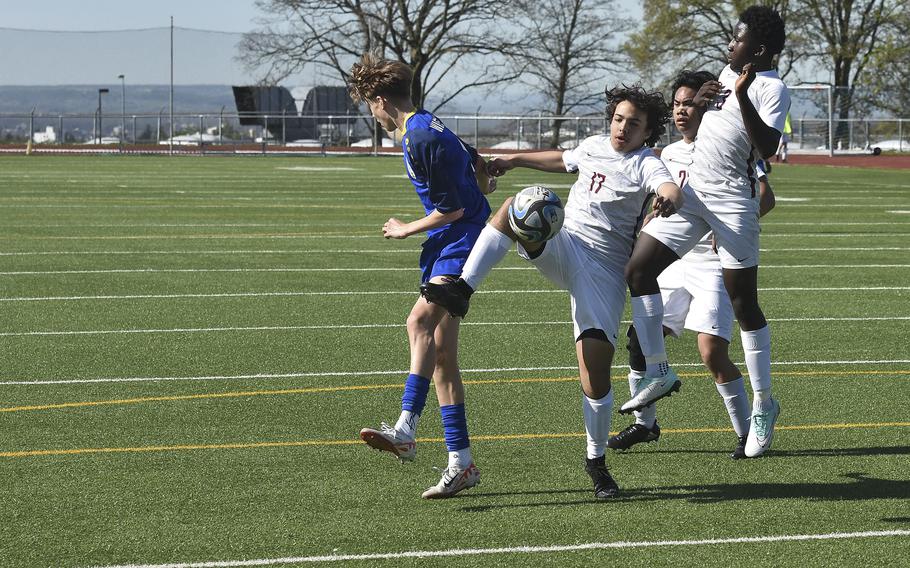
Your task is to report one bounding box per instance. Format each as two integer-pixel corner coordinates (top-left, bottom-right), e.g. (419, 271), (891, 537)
(0, 246), (908, 257)
(3, 316), (909, 337)
(5, 422), (910, 460)
(4, 286), (910, 302)
(1, 264), (910, 276)
(3, 370), (908, 413)
(82, 530), (910, 567)
(5, 359), (910, 386)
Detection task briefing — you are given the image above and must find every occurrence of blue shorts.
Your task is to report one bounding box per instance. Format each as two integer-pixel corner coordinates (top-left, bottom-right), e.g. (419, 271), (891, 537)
(419, 224), (484, 283)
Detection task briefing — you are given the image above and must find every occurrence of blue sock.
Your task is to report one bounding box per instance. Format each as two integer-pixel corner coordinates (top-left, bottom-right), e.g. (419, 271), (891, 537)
(440, 403), (470, 452)
(401, 373), (431, 415)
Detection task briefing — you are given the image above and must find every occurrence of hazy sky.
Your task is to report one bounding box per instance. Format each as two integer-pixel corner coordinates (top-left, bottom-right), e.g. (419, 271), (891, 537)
(1, 1), (644, 87)
(2, 0), (262, 32)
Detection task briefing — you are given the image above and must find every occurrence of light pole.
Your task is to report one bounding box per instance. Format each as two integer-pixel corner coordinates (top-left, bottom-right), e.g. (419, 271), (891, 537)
(97, 88), (109, 144)
(118, 74), (126, 147)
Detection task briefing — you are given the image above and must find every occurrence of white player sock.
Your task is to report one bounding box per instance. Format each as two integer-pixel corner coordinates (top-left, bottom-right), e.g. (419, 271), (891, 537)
(741, 326), (773, 411)
(716, 377), (751, 437)
(581, 389), (614, 459)
(460, 225), (513, 291)
(395, 410), (418, 438)
(631, 294), (668, 376)
(449, 446), (473, 469)
(628, 370), (656, 427)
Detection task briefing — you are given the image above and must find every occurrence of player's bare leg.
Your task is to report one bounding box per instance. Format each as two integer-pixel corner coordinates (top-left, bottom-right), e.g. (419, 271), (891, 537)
(360, 293), (448, 462)
(576, 332), (619, 499)
(420, 306), (480, 498)
(724, 267), (779, 457)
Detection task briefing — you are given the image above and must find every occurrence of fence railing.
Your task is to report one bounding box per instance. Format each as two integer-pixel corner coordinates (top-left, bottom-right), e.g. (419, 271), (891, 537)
(4, 112), (908, 153)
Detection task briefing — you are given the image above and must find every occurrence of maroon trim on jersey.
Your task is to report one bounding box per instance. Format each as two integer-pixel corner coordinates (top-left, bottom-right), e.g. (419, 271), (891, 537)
(746, 147), (757, 198)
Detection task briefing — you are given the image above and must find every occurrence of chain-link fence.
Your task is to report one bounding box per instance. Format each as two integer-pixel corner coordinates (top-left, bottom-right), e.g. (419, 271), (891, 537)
(4, 111), (909, 154)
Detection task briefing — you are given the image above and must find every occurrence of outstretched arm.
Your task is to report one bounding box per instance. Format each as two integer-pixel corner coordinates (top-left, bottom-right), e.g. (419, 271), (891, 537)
(487, 151), (567, 176)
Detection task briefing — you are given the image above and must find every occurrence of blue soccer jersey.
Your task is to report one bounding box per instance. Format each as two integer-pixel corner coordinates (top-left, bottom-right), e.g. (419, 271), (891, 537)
(401, 110), (491, 237)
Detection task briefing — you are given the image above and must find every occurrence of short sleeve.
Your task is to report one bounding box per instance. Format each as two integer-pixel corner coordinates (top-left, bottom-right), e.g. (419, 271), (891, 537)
(639, 154), (675, 194)
(757, 82), (791, 133)
(562, 136), (597, 173)
(424, 137), (464, 213)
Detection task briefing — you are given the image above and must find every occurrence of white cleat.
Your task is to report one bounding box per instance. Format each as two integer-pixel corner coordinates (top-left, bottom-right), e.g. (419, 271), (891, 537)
(745, 398), (780, 457)
(619, 368), (682, 414)
(359, 422), (416, 463)
(421, 463), (480, 499)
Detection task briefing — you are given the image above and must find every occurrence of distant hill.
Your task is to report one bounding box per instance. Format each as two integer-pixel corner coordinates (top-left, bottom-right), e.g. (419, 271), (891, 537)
(0, 85), (237, 115)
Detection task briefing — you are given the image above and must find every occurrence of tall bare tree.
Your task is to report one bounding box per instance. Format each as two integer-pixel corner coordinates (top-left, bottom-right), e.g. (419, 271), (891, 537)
(624, 1), (800, 85)
(508, 0), (631, 147)
(239, 0), (519, 111)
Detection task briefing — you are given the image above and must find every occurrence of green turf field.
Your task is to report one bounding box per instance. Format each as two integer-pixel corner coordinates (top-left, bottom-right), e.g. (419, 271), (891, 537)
(0, 154), (908, 567)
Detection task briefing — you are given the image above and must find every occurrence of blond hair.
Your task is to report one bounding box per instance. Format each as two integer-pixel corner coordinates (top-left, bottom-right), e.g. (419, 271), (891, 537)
(348, 53), (413, 104)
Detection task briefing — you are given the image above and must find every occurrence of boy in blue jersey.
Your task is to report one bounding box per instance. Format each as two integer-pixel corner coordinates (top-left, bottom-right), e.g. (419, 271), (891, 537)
(348, 53), (492, 498)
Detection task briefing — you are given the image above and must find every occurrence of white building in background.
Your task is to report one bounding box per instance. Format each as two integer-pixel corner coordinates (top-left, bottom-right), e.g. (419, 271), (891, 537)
(32, 126), (56, 144)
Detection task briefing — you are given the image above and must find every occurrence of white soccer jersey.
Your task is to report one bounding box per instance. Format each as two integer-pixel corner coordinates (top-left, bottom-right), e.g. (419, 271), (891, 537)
(562, 135), (674, 272)
(689, 65), (789, 198)
(661, 139), (768, 263)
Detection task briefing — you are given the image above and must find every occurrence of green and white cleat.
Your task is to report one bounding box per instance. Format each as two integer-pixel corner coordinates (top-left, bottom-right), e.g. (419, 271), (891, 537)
(745, 398), (780, 458)
(619, 368), (682, 414)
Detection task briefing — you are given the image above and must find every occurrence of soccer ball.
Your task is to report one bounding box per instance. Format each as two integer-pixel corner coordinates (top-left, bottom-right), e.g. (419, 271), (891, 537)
(508, 185), (565, 243)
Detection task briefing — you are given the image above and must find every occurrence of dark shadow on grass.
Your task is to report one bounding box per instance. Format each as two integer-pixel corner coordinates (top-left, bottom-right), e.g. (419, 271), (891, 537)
(608, 446), (910, 458)
(882, 517), (910, 523)
(458, 472), (910, 513)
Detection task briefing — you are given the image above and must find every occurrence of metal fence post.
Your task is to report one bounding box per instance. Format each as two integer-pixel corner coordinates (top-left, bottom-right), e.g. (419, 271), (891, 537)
(474, 114), (479, 148)
(58, 114), (64, 145)
(900, 119), (904, 152)
(262, 114), (269, 154)
(537, 112), (542, 148)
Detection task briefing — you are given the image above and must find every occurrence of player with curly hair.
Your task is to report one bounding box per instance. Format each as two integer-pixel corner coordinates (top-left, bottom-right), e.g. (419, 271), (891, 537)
(623, 5), (790, 457)
(423, 84), (683, 498)
(349, 53), (494, 498)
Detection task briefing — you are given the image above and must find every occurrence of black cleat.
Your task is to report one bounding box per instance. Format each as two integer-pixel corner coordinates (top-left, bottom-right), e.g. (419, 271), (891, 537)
(730, 435), (748, 460)
(607, 422), (661, 451)
(420, 277), (473, 318)
(584, 456), (620, 499)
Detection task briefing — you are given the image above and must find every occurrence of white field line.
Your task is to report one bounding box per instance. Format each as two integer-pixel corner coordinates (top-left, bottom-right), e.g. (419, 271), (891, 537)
(2, 264), (909, 276)
(86, 530), (910, 567)
(0, 250), (416, 257)
(2, 316), (908, 338)
(5, 358), (910, 386)
(3, 286), (910, 303)
(7, 233), (910, 241)
(2, 246), (909, 258)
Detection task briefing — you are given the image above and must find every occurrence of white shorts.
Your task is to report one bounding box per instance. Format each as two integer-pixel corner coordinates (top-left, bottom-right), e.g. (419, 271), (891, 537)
(642, 184), (760, 269)
(517, 230), (626, 346)
(658, 259), (734, 342)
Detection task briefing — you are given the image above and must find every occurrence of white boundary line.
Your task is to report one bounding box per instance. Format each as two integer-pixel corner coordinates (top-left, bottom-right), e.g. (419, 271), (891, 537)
(87, 530), (910, 567)
(3, 286), (910, 303)
(1, 246), (908, 257)
(2, 316), (908, 338)
(5, 359), (910, 386)
(1, 264), (909, 276)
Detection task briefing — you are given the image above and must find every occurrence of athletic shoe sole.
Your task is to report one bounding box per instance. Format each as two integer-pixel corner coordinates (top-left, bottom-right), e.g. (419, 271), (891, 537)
(618, 379), (681, 415)
(359, 428), (416, 462)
